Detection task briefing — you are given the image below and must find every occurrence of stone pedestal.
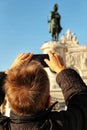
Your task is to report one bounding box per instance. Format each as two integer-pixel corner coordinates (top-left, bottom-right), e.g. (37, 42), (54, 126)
(41, 41), (67, 62)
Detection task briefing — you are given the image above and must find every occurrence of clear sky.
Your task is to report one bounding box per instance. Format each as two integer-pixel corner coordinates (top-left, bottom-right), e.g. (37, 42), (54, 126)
(0, 0), (87, 71)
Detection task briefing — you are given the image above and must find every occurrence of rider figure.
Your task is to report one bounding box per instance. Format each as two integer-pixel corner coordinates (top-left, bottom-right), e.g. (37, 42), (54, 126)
(48, 4), (62, 41)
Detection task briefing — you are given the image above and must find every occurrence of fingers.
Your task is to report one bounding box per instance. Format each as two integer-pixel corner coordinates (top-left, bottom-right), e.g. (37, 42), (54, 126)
(44, 59), (50, 66)
(47, 51), (64, 66)
(54, 53), (62, 65)
(16, 53), (33, 64)
(21, 53), (33, 62)
(44, 51), (66, 73)
(16, 53), (33, 61)
(47, 51), (56, 60)
(9, 53), (33, 70)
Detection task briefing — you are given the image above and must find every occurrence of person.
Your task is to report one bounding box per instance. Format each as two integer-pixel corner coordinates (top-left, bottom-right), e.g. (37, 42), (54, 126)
(48, 4), (62, 41)
(0, 52), (87, 130)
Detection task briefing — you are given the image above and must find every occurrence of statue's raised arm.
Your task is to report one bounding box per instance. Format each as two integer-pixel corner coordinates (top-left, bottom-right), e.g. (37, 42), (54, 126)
(48, 4), (62, 41)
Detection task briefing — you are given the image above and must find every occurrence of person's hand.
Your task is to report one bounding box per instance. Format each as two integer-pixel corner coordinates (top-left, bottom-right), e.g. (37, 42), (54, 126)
(6, 53), (33, 74)
(44, 51), (66, 73)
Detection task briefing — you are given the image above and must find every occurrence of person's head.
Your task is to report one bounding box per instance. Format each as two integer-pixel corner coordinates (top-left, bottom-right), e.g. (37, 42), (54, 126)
(4, 61), (50, 115)
(54, 3), (58, 12)
(0, 72), (6, 106)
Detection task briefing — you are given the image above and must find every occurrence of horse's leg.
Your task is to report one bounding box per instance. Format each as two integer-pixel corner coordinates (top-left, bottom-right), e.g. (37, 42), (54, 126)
(52, 32), (54, 41)
(55, 32), (58, 41)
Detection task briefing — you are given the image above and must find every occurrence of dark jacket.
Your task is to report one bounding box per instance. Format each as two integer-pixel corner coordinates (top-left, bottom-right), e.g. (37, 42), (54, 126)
(1, 69), (87, 130)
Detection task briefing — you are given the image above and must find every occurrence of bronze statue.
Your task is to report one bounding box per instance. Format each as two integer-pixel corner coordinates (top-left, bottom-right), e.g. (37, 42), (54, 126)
(48, 4), (62, 41)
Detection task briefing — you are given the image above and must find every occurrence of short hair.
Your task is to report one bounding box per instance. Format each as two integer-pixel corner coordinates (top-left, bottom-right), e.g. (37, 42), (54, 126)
(4, 61), (50, 115)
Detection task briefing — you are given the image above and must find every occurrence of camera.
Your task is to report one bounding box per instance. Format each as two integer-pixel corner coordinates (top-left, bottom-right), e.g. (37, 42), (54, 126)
(31, 54), (49, 67)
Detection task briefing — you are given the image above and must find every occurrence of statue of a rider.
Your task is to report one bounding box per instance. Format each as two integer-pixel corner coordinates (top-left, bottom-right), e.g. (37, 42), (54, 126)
(48, 3), (62, 41)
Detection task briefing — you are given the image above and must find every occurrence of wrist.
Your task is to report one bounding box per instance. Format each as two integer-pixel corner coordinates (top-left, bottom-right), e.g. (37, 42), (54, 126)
(55, 66), (66, 73)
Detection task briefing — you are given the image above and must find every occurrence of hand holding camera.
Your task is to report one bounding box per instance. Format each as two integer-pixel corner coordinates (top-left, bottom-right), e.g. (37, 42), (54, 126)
(44, 51), (66, 73)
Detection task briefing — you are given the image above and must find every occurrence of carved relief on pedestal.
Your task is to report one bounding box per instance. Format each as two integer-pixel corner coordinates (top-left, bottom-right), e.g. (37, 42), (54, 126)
(65, 54), (75, 67)
(66, 52), (81, 67)
(81, 53), (87, 70)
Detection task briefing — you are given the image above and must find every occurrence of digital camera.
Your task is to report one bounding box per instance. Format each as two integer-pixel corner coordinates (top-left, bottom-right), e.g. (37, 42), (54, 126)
(31, 54), (49, 67)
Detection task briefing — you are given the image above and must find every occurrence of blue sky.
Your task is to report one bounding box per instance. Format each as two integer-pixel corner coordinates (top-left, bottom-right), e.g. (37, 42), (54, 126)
(0, 0), (87, 71)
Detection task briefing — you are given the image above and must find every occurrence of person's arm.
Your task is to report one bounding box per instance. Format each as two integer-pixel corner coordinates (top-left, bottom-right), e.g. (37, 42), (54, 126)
(56, 68), (87, 104)
(56, 69), (87, 130)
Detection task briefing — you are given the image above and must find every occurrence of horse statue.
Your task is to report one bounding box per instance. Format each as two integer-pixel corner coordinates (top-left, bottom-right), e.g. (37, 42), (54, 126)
(48, 4), (62, 41)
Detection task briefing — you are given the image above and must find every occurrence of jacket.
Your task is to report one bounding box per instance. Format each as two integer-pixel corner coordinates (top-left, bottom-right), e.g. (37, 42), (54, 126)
(1, 68), (87, 130)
